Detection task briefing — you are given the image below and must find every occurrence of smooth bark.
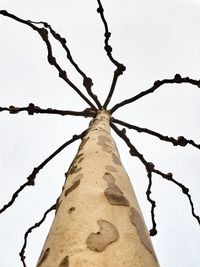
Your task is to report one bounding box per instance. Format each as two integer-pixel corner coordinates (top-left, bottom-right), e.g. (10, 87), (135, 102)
(37, 110), (159, 267)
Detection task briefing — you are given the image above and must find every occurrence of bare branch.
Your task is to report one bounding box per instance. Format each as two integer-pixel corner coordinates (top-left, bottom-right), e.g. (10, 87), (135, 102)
(112, 118), (200, 150)
(0, 130), (86, 214)
(19, 203), (56, 267)
(28, 20), (102, 109)
(110, 74), (200, 114)
(0, 104), (97, 117)
(146, 169), (157, 236)
(111, 122), (200, 232)
(0, 10), (97, 110)
(96, 0), (126, 108)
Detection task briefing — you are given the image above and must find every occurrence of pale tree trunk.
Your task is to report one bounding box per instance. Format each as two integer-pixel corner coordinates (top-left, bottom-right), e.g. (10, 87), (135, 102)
(36, 110), (159, 267)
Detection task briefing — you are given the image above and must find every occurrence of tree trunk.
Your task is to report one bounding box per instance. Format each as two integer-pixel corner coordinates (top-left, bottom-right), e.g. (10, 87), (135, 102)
(36, 110), (159, 267)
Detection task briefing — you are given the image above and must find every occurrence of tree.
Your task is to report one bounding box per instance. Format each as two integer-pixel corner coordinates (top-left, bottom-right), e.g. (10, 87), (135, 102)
(0, 0), (200, 266)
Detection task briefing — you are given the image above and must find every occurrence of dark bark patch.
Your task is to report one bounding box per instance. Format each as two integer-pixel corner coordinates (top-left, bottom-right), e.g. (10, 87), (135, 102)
(58, 255), (69, 267)
(37, 248), (50, 267)
(130, 207), (157, 259)
(112, 153), (121, 165)
(86, 220), (119, 252)
(74, 167), (82, 173)
(77, 157), (84, 163)
(69, 165), (78, 175)
(103, 172), (129, 206)
(103, 172), (115, 184)
(97, 135), (112, 146)
(55, 198), (62, 214)
(73, 174), (83, 183)
(68, 207), (75, 214)
(104, 184), (129, 206)
(65, 180), (80, 197)
(105, 165), (117, 172)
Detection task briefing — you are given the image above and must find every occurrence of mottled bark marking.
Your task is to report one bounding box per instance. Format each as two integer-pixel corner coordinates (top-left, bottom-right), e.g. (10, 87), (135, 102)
(65, 180), (80, 197)
(98, 135), (121, 164)
(97, 135), (113, 148)
(58, 255), (69, 267)
(77, 157), (84, 163)
(130, 207), (157, 259)
(103, 173), (129, 206)
(55, 199), (62, 214)
(72, 174), (83, 183)
(74, 167), (82, 173)
(103, 172), (115, 184)
(86, 220), (119, 252)
(68, 207), (75, 214)
(111, 153), (121, 165)
(105, 165), (117, 172)
(67, 153), (84, 176)
(78, 137), (89, 152)
(37, 248), (50, 267)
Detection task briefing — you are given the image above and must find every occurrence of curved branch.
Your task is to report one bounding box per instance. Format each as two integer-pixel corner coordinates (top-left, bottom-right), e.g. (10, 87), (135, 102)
(146, 170), (157, 236)
(0, 10), (97, 110)
(19, 203), (56, 267)
(96, 0), (126, 108)
(110, 74), (200, 114)
(28, 20), (102, 109)
(111, 122), (200, 230)
(0, 130), (86, 214)
(0, 104), (97, 117)
(112, 118), (200, 150)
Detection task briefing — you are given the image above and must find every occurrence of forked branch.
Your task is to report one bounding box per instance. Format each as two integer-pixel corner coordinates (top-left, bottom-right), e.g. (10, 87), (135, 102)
(110, 74), (200, 114)
(111, 122), (200, 234)
(0, 10), (97, 110)
(0, 130), (86, 214)
(28, 20), (102, 109)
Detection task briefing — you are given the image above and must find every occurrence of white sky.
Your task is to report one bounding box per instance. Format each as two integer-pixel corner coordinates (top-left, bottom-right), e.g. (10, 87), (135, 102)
(0, 0), (200, 266)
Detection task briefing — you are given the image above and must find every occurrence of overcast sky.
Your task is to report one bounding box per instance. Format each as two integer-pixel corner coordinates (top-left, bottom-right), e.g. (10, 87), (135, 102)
(0, 0), (200, 266)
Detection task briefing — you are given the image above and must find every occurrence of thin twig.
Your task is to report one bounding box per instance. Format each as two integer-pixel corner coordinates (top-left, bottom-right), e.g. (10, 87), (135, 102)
(19, 203), (56, 267)
(0, 10), (97, 110)
(0, 104), (97, 117)
(146, 169), (157, 236)
(110, 74), (200, 114)
(111, 122), (200, 231)
(0, 130), (86, 214)
(96, 0), (126, 108)
(112, 118), (200, 150)
(28, 20), (102, 109)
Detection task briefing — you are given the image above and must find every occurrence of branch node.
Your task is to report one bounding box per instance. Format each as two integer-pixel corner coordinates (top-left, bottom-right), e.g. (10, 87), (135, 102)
(97, 7), (104, 13)
(146, 162), (155, 172)
(28, 103), (35, 115)
(59, 70), (67, 79)
(0, 10), (8, 15)
(9, 106), (19, 114)
(115, 64), (126, 75)
(83, 77), (93, 89)
(166, 172), (173, 179)
(182, 186), (189, 194)
(174, 73), (182, 83)
(105, 44), (112, 53)
(154, 80), (161, 86)
(177, 136), (187, 147)
(149, 228), (157, 236)
(104, 31), (111, 38)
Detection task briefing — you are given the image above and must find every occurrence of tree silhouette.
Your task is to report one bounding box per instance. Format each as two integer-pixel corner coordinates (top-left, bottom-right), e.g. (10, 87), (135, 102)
(0, 1), (200, 266)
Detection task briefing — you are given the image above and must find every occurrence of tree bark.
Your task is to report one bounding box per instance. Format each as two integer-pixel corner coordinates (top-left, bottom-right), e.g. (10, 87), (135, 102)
(36, 110), (159, 267)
